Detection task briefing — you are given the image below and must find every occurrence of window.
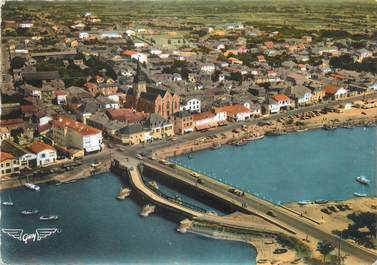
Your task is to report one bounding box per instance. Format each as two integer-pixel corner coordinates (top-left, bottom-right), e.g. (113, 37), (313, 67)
(6, 163), (10, 167)
(41, 154), (46, 158)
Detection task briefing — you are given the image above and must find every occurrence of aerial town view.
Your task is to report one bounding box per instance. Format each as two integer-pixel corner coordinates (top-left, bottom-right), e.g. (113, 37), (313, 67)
(0, 0), (377, 264)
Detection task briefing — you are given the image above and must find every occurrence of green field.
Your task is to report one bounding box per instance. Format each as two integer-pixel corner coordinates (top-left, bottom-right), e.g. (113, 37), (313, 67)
(2, 0), (377, 33)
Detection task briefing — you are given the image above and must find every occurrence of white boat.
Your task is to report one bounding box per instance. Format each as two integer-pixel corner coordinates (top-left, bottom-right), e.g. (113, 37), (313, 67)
(2, 201), (14, 206)
(40, 215), (59, 221)
(298, 200), (312, 205)
(353, 192), (367, 197)
(356, 176), (370, 185)
(24, 183), (40, 191)
(21, 209), (39, 215)
(140, 204), (155, 217)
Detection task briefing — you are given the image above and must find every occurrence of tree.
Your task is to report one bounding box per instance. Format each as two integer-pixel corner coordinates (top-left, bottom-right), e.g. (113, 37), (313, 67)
(11, 56), (26, 69)
(317, 240), (335, 264)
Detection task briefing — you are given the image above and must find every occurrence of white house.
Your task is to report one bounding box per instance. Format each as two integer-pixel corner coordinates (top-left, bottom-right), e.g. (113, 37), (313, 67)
(220, 104), (252, 122)
(19, 21), (33, 28)
(52, 117), (103, 154)
(29, 141), (57, 167)
(272, 94), (291, 111)
(180, 98), (201, 113)
(100, 31), (122, 39)
(212, 108), (227, 123)
(79, 32), (90, 40)
(192, 111), (217, 130)
(200, 63), (215, 74)
(267, 100), (281, 114)
(150, 49), (162, 55)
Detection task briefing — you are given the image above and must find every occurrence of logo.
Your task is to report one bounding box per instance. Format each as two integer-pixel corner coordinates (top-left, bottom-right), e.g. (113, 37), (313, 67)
(1, 228), (60, 244)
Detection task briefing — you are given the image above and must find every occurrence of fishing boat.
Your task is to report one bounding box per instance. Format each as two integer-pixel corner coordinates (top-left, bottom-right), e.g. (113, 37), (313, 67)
(353, 192), (367, 197)
(314, 199), (329, 204)
(322, 124), (336, 131)
(211, 143), (221, 150)
(2, 192), (14, 206)
(21, 209), (39, 215)
(356, 176), (370, 185)
(140, 204), (156, 217)
(116, 187), (131, 200)
(24, 183), (40, 191)
(40, 215), (59, 221)
(298, 200), (312, 205)
(233, 140), (247, 147)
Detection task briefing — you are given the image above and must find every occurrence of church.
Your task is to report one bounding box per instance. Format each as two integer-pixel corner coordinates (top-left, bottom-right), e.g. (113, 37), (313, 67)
(125, 63), (180, 120)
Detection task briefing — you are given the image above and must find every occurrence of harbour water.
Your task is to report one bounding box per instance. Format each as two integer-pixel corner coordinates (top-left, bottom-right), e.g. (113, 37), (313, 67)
(1, 173), (254, 265)
(1, 127), (376, 264)
(172, 127), (377, 203)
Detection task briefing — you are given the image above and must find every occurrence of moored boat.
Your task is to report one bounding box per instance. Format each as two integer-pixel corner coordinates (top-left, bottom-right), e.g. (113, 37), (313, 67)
(21, 209), (39, 215)
(298, 200), (312, 205)
(356, 176), (370, 185)
(40, 215), (59, 221)
(353, 192), (367, 197)
(2, 201), (14, 206)
(314, 199), (329, 204)
(24, 183), (40, 191)
(140, 204), (155, 217)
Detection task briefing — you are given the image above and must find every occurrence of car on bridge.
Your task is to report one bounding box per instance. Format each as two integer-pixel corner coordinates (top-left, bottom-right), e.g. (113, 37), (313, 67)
(197, 178), (205, 184)
(267, 210), (277, 217)
(228, 188), (244, 197)
(191, 172), (200, 178)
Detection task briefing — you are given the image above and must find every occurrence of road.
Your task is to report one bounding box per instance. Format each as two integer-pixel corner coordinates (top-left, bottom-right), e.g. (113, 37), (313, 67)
(141, 159), (377, 264)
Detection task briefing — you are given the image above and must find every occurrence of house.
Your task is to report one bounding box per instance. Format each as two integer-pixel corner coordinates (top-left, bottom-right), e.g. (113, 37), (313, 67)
(305, 82), (326, 103)
(216, 104), (252, 122)
(122, 50), (148, 63)
(19, 21), (33, 28)
(180, 97), (201, 113)
(173, 111), (194, 135)
(212, 108), (228, 123)
(143, 113), (174, 141)
(272, 94), (290, 111)
(28, 141), (57, 167)
(86, 112), (127, 136)
(106, 108), (145, 124)
(51, 116), (103, 154)
(0, 127), (11, 143)
(265, 98), (280, 114)
(324, 85), (348, 100)
(287, 86), (312, 106)
(97, 96), (120, 110)
(0, 152), (20, 178)
(54, 90), (67, 105)
(116, 124), (146, 145)
(192, 111), (217, 131)
(75, 99), (100, 123)
(1, 140), (37, 169)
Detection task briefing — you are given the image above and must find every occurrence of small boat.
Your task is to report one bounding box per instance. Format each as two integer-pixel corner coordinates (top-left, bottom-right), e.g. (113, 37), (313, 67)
(2, 201), (14, 206)
(21, 209), (39, 215)
(233, 141), (247, 146)
(353, 192), (367, 197)
(266, 131), (287, 136)
(211, 143), (221, 150)
(40, 215), (59, 221)
(322, 124), (336, 131)
(116, 187), (131, 200)
(314, 199), (329, 204)
(140, 204), (156, 217)
(24, 183), (40, 191)
(356, 176), (370, 185)
(296, 128), (308, 133)
(148, 181), (159, 190)
(298, 200), (312, 205)
(188, 155), (193, 159)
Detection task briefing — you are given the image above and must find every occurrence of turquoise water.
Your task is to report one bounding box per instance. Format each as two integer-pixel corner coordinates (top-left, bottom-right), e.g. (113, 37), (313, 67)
(172, 127), (377, 203)
(1, 173), (254, 265)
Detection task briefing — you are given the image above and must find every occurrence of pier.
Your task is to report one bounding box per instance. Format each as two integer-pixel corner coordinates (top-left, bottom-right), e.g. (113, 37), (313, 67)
(113, 157), (377, 264)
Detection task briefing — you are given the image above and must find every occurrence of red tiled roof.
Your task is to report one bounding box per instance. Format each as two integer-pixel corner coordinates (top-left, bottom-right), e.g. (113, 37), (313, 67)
(107, 108), (145, 123)
(215, 104), (251, 115)
(324, 84), (339, 94)
(0, 152), (15, 163)
(192, 111), (215, 121)
(122, 50), (138, 57)
(29, 141), (55, 153)
(21, 105), (38, 113)
(52, 116), (101, 136)
(272, 94), (289, 102)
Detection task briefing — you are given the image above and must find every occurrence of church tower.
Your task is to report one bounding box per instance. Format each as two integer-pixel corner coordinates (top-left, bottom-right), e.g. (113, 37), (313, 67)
(133, 61), (147, 99)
